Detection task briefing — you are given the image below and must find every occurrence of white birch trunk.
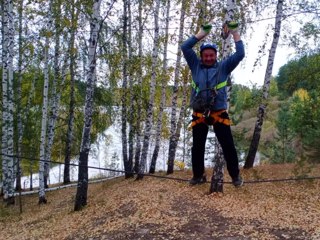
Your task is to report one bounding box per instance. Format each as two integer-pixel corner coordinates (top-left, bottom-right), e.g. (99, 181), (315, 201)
(137, 0), (160, 179)
(133, 0), (143, 172)
(26, 71), (37, 190)
(44, 2), (62, 187)
(1, 0), (8, 197)
(7, 0), (15, 202)
(149, 0), (171, 174)
(167, 0), (186, 174)
(15, 0), (24, 191)
(1, 0), (15, 204)
(64, 2), (78, 184)
(39, 0), (53, 204)
(210, 0), (236, 193)
(127, 0), (134, 175)
(244, 0), (284, 168)
(121, 0), (129, 177)
(74, 0), (102, 211)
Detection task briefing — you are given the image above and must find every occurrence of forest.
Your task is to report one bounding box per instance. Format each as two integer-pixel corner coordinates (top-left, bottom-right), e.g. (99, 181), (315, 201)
(1, 0), (320, 211)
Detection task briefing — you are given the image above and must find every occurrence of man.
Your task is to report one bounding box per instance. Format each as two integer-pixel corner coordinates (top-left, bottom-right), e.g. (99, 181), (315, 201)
(181, 23), (244, 187)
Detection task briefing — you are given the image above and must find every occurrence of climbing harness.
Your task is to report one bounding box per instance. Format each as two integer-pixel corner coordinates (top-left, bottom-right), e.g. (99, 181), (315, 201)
(189, 75), (230, 131)
(187, 109), (232, 130)
(191, 79), (227, 96)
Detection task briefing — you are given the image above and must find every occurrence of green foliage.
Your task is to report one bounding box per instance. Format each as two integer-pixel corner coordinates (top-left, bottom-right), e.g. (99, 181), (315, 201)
(0, 62), (114, 178)
(230, 84), (262, 123)
(286, 89), (320, 163)
(276, 53), (320, 97)
(269, 78), (279, 97)
(268, 102), (295, 164)
(232, 128), (250, 165)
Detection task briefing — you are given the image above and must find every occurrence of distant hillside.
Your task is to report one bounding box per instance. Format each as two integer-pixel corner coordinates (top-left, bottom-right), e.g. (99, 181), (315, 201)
(233, 96), (282, 144)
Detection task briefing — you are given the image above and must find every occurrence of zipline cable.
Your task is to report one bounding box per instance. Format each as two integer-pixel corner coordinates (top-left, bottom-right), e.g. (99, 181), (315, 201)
(1, 152), (320, 185)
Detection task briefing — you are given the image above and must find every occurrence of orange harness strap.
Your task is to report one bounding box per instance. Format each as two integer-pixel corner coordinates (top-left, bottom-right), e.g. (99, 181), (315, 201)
(188, 110), (231, 130)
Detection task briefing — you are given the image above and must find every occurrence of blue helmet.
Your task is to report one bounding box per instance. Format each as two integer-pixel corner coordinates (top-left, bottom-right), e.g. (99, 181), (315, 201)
(200, 42), (218, 54)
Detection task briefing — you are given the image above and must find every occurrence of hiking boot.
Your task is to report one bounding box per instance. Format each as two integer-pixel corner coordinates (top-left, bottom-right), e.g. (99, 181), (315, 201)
(232, 176), (243, 187)
(189, 175), (207, 185)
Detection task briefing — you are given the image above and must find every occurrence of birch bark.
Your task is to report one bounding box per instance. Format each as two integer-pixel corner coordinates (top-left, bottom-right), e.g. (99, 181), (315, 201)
(149, 0), (171, 174)
(133, 0), (143, 173)
(15, 0), (24, 192)
(2, 0), (15, 204)
(44, 1), (62, 188)
(121, 0), (130, 177)
(137, 0), (160, 179)
(167, 0), (186, 174)
(210, 0), (236, 193)
(64, 1), (79, 184)
(39, 0), (53, 204)
(244, 0), (284, 169)
(74, 0), (102, 211)
(127, 0), (134, 177)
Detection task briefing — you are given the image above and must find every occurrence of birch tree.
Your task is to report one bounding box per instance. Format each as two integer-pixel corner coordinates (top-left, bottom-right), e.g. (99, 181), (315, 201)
(244, 0), (284, 169)
(121, 0), (131, 178)
(127, 0), (135, 177)
(133, 0), (143, 173)
(1, 0), (5, 198)
(210, 0), (237, 193)
(74, 0), (102, 211)
(39, 0), (53, 204)
(44, 0), (63, 188)
(137, 0), (160, 179)
(64, 0), (79, 184)
(149, 0), (171, 174)
(1, 0), (15, 204)
(167, 0), (186, 174)
(15, 0), (24, 191)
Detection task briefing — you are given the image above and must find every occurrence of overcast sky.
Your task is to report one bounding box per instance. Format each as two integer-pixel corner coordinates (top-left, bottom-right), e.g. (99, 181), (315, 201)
(231, 14), (297, 87)
(230, 6), (318, 88)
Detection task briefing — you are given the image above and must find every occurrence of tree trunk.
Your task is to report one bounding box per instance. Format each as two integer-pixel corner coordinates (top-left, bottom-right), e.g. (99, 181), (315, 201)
(64, 0), (79, 184)
(244, 0), (284, 169)
(210, 0), (236, 193)
(149, 0), (171, 174)
(44, 1), (62, 188)
(133, 0), (143, 173)
(39, 0), (53, 204)
(15, 0), (24, 192)
(1, 0), (15, 204)
(121, 0), (132, 178)
(172, 67), (189, 167)
(26, 73), (36, 191)
(127, 0), (135, 177)
(137, 0), (160, 179)
(167, 0), (186, 174)
(74, 0), (102, 211)
(1, 0), (6, 198)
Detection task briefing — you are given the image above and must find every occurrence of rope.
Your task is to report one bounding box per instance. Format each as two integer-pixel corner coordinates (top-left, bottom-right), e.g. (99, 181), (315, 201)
(1, 153), (320, 185)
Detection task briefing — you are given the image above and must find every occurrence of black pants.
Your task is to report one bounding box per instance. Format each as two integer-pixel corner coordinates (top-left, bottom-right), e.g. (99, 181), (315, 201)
(191, 115), (240, 180)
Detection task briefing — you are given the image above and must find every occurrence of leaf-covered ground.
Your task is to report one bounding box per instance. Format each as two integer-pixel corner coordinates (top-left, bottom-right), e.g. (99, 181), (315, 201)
(1, 163), (320, 240)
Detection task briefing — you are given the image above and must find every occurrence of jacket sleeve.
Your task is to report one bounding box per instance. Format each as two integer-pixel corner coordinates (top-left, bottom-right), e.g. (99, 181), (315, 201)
(181, 35), (200, 70)
(223, 40), (245, 74)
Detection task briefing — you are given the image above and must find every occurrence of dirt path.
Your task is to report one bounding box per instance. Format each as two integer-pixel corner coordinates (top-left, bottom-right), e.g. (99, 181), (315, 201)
(1, 164), (320, 239)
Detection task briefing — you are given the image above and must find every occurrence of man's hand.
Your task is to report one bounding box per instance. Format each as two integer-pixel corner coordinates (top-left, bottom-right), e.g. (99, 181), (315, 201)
(195, 24), (212, 40)
(222, 21), (241, 42)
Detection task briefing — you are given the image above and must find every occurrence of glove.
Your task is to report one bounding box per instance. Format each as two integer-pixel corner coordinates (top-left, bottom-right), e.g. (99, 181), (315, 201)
(227, 21), (238, 30)
(221, 21), (239, 39)
(227, 21), (239, 34)
(195, 24), (212, 40)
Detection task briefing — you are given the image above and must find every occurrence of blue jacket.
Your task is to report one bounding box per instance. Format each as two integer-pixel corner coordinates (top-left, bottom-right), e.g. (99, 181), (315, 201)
(181, 35), (245, 112)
